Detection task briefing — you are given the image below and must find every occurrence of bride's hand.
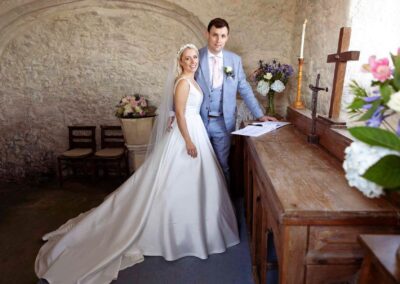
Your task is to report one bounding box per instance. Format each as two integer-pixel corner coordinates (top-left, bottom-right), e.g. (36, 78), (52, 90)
(186, 141), (197, 158)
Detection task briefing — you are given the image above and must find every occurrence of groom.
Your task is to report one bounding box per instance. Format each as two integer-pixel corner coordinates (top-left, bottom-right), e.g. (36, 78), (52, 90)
(196, 18), (276, 184)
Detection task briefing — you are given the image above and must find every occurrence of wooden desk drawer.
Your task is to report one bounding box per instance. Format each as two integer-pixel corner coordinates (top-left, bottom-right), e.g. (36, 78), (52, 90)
(307, 226), (399, 265)
(306, 264), (359, 284)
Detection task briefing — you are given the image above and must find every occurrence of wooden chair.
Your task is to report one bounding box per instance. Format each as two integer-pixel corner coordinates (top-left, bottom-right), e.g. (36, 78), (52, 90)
(94, 125), (129, 178)
(57, 126), (96, 186)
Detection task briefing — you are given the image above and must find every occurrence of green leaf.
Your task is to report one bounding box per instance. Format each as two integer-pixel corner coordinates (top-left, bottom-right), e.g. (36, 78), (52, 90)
(347, 97), (365, 111)
(393, 75), (400, 92)
(358, 100), (380, 121)
(380, 83), (393, 103)
(349, 80), (368, 97)
(391, 53), (400, 71)
(391, 54), (400, 91)
(362, 155), (400, 188)
(349, 112), (362, 119)
(348, 126), (400, 151)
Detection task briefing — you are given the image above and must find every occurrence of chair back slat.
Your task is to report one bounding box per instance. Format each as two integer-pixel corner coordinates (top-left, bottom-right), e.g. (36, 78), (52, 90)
(100, 125), (125, 149)
(68, 126), (96, 151)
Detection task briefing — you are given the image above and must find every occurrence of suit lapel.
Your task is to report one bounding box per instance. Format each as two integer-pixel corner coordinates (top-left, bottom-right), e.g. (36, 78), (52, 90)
(222, 50), (232, 99)
(199, 49), (211, 93)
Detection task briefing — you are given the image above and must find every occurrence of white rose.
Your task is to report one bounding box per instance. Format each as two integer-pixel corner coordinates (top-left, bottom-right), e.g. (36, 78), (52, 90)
(271, 80), (285, 93)
(263, 73), (273, 80)
(134, 106), (143, 113)
(123, 104), (133, 116)
(387, 91), (400, 112)
(256, 80), (270, 96)
(225, 66), (233, 73)
(343, 141), (400, 198)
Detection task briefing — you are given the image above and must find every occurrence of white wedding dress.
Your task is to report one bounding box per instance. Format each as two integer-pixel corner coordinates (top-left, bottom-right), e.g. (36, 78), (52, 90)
(35, 78), (240, 284)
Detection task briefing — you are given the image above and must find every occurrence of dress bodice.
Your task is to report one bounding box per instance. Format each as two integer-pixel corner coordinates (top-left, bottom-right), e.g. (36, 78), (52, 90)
(175, 78), (203, 116)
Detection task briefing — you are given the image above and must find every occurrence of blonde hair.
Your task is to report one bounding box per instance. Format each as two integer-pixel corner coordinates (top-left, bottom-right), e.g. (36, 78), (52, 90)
(175, 43), (198, 79)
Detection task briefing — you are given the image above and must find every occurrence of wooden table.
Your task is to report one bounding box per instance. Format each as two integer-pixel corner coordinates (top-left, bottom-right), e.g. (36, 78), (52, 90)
(242, 125), (400, 283)
(358, 235), (400, 283)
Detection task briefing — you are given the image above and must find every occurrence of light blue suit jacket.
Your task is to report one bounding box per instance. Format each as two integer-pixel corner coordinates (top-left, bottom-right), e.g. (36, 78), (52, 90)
(195, 47), (263, 133)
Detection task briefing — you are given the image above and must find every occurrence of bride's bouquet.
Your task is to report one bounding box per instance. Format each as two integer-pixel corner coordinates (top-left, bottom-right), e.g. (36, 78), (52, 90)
(115, 94), (156, 118)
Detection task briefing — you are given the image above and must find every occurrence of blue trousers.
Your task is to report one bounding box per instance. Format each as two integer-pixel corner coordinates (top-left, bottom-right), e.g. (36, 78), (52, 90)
(206, 117), (231, 184)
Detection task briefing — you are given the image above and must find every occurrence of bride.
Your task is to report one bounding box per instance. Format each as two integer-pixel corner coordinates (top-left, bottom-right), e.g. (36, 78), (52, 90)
(35, 44), (240, 284)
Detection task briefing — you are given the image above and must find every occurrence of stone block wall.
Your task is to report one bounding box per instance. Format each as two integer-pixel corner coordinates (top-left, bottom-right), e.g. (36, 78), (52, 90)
(0, 0), (352, 181)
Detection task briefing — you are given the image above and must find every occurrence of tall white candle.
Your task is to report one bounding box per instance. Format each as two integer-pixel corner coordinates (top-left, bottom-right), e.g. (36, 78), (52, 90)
(300, 19), (308, 58)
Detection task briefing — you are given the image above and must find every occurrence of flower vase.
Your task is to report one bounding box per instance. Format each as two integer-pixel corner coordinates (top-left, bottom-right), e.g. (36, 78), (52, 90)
(120, 116), (155, 171)
(266, 92), (276, 116)
(120, 117), (155, 145)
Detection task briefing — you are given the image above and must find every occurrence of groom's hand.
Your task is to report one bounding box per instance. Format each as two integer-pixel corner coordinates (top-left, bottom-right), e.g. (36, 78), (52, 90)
(167, 116), (175, 131)
(258, 115), (278, 122)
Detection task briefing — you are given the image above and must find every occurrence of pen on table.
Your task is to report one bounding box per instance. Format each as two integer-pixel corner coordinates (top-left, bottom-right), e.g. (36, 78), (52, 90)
(250, 124), (263, 127)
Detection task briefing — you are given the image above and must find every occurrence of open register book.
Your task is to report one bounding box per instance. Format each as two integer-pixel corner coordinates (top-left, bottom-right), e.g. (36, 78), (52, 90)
(231, 121), (290, 137)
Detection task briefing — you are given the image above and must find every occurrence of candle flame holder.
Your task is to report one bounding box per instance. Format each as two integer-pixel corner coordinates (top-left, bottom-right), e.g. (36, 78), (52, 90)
(293, 58), (305, 109)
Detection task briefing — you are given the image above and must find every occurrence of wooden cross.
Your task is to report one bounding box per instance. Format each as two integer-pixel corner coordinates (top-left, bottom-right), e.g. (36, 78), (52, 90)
(327, 27), (360, 120)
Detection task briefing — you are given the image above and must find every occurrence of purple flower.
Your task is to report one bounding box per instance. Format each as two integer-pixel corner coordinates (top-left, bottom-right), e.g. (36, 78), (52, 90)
(255, 59), (294, 85)
(363, 104), (372, 110)
(397, 120), (400, 136)
(366, 106), (384, 127)
(363, 96), (381, 103)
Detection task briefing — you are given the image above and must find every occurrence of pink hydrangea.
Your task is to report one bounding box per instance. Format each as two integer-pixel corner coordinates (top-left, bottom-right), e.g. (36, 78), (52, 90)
(368, 56), (392, 82)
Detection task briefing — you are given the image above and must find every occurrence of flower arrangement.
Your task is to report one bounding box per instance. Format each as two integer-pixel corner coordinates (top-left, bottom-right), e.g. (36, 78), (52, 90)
(251, 59), (294, 115)
(115, 94), (156, 118)
(343, 49), (400, 198)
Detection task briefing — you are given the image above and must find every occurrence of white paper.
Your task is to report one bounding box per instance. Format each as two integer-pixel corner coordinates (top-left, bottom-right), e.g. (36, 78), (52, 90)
(231, 121), (290, 137)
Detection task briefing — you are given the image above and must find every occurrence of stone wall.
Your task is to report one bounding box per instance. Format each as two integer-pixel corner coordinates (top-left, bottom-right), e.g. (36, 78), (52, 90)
(289, 0), (351, 116)
(0, 0), (360, 181)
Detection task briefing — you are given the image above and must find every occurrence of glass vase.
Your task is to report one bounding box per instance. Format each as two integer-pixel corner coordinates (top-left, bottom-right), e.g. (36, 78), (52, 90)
(266, 92), (276, 116)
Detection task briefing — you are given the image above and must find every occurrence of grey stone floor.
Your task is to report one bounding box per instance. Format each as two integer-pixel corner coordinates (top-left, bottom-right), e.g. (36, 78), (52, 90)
(0, 178), (121, 284)
(0, 178), (255, 284)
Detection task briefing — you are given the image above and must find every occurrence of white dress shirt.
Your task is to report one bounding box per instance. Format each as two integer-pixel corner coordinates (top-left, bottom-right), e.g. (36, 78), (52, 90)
(207, 49), (224, 88)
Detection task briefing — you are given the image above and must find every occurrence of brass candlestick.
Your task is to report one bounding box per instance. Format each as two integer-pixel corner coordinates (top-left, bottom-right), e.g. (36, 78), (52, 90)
(293, 58), (305, 109)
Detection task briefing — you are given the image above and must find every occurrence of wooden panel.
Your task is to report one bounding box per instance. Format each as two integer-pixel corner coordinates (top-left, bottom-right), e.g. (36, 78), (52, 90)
(263, 191), (283, 263)
(245, 126), (399, 224)
(307, 226), (400, 265)
(286, 106), (312, 135)
(286, 106), (352, 162)
(252, 175), (262, 266)
(242, 121), (400, 284)
(358, 235), (400, 283)
(260, 213), (270, 284)
(306, 264), (359, 284)
(316, 118), (351, 162)
(243, 139), (253, 232)
(281, 225), (308, 284)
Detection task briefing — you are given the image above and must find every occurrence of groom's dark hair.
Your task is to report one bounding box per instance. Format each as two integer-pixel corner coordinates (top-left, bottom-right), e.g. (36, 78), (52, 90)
(207, 18), (230, 34)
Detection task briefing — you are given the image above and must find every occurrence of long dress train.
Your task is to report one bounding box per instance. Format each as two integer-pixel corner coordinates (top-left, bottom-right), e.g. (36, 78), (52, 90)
(35, 78), (240, 284)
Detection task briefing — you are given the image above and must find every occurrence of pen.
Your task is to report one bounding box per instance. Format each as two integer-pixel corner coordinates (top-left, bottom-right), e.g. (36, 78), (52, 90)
(250, 124), (263, 127)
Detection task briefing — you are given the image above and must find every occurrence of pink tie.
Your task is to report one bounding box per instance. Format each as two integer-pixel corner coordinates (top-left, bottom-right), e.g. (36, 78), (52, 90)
(212, 56), (221, 88)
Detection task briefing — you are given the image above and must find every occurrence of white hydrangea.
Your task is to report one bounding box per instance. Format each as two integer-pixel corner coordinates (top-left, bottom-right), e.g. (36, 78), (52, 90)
(387, 91), (400, 113)
(343, 141), (400, 198)
(257, 80), (270, 96)
(271, 80), (285, 93)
